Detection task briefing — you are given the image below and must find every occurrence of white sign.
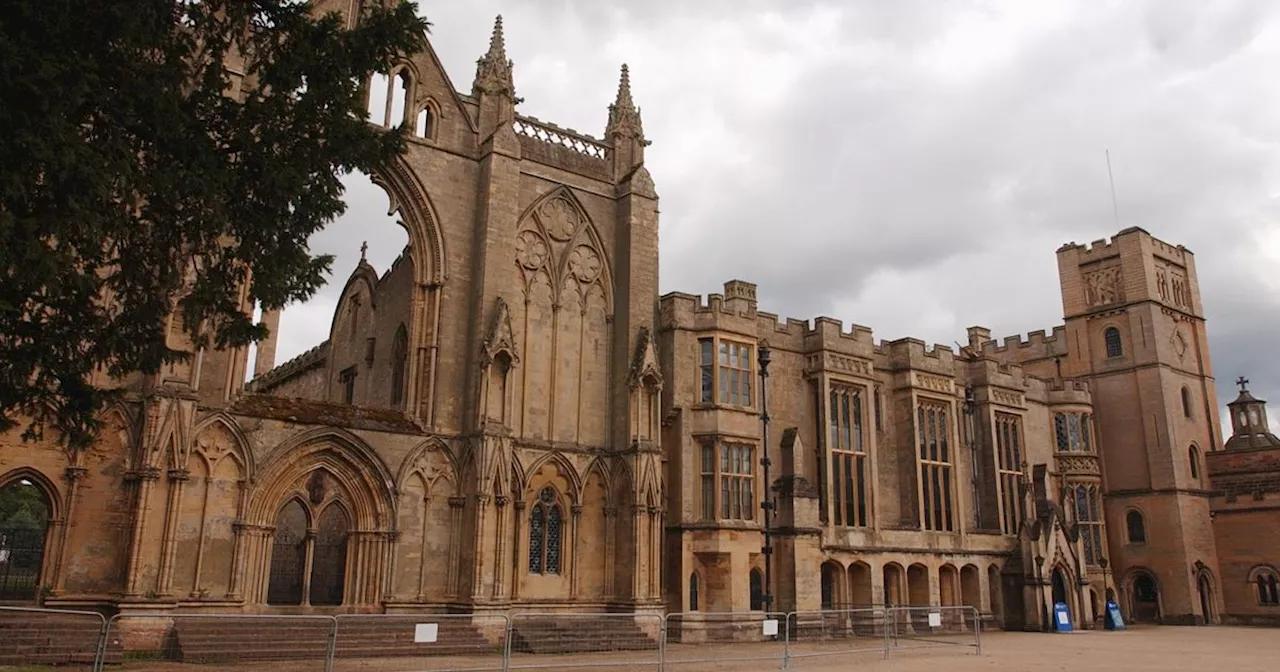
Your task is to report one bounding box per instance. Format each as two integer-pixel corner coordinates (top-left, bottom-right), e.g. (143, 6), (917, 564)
(1057, 612), (1070, 625)
(762, 619), (779, 636)
(927, 612), (942, 628)
(414, 623), (439, 643)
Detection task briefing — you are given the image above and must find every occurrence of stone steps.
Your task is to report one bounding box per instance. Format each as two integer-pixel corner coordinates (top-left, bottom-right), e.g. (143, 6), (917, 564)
(510, 617), (657, 654)
(0, 612), (122, 666)
(166, 616), (494, 664)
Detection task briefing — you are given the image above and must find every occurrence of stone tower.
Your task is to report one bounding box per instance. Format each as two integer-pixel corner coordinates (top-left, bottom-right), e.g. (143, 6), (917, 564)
(1056, 226), (1224, 624)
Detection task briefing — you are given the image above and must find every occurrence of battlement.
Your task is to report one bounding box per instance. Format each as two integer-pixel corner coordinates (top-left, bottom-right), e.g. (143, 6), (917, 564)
(879, 338), (958, 373)
(979, 325), (1069, 360)
(248, 340), (330, 392)
(1045, 378), (1093, 405)
(658, 284), (879, 352)
(1056, 226), (1191, 265)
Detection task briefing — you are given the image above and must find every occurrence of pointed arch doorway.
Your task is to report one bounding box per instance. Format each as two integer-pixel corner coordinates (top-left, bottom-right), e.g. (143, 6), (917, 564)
(266, 477), (353, 607)
(0, 477), (53, 601)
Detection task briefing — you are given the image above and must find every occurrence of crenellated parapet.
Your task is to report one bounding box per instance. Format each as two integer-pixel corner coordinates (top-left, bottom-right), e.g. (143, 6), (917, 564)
(977, 325), (1070, 363)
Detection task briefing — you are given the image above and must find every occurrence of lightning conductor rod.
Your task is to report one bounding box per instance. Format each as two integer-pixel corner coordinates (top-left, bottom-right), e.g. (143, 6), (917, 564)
(1105, 149), (1120, 229)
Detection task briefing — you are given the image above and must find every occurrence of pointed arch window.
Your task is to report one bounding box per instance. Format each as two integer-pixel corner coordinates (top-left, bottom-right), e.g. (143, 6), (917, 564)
(1181, 386), (1193, 418)
(1104, 327), (1123, 358)
(1126, 509), (1146, 544)
(1189, 445), (1201, 481)
(689, 572), (700, 611)
(528, 487), (563, 575)
(391, 324), (408, 408)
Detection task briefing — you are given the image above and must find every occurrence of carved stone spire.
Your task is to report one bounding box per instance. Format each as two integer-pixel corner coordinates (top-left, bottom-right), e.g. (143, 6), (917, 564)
(472, 15), (515, 98)
(606, 64), (646, 142)
(606, 64), (650, 179)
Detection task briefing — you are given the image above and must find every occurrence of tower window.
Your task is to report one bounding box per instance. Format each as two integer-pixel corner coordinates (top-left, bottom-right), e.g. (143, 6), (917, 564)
(1181, 387), (1193, 418)
(1126, 509), (1146, 544)
(1189, 446), (1201, 481)
(1104, 327), (1123, 358)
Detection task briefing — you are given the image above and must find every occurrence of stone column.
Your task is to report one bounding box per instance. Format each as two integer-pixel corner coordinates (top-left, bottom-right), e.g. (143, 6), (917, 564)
(603, 506), (617, 597)
(471, 494), (491, 600)
(189, 476), (214, 598)
(225, 481), (251, 601)
(124, 467), (161, 596)
(510, 499), (526, 600)
(50, 465), (87, 593)
(492, 496), (508, 599)
(569, 503), (582, 599)
(447, 496), (466, 598)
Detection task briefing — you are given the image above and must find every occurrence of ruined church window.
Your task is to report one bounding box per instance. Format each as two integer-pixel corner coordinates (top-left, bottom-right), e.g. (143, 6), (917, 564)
(917, 401), (954, 532)
(1104, 327), (1123, 358)
(391, 324), (408, 408)
(1053, 413), (1092, 452)
(994, 413), (1025, 535)
(1126, 509), (1146, 544)
(366, 69), (412, 128)
(340, 367), (357, 405)
(1073, 484), (1104, 566)
(830, 385), (869, 527)
(528, 487), (562, 575)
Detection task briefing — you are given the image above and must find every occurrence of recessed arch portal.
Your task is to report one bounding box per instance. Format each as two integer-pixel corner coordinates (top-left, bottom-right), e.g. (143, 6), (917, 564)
(0, 471), (56, 601)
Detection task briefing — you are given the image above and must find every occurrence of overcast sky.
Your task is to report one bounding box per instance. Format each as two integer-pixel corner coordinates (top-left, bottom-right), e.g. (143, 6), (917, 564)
(272, 0), (1280, 431)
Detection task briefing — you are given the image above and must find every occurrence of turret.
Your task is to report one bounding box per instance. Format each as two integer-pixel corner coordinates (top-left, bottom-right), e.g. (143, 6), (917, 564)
(1225, 376), (1280, 450)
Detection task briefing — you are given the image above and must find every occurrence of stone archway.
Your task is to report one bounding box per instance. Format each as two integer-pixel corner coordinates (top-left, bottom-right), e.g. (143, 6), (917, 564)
(1196, 571), (1216, 625)
(1050, 566), (1070, 626)
(0, 471), (56, 601)
(1128, 570), (1161, 623)
(245, 430), (396, 608)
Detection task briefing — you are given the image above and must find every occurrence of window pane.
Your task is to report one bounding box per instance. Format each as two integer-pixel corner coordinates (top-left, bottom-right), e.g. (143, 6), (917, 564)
(700, 339), (713, 365)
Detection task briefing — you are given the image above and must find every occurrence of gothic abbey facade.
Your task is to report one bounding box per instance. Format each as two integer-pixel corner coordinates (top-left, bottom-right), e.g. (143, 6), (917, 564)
(1, 4), (1276, 632)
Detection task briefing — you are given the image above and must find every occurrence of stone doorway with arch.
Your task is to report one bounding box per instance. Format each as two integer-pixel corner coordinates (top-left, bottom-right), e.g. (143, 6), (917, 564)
(242, 430), (397, 611)
(1196, 568), (1217, 625)
(1128, 569), (1161, 623)
(0, 471), (56, 602)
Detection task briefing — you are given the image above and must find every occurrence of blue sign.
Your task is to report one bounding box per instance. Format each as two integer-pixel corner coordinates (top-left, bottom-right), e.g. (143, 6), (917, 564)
(1052, 601), (1073, 633)
(1104, 600), (1126, 631)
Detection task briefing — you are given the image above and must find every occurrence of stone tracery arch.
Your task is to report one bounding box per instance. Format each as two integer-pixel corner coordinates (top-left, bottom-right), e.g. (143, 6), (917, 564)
(249, 428), (395, 530)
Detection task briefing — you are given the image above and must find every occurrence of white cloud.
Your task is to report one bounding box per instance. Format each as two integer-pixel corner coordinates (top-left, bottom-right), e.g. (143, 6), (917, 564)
(272, 0), (1280, 432)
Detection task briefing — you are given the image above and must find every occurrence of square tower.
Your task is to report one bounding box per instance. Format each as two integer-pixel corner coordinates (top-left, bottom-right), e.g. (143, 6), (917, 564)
(1056, 227), (1223, 625)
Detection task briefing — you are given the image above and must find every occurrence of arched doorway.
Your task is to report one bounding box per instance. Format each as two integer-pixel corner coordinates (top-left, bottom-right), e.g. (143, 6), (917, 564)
(1131, 571), (1160, 623)
(0, 477), (52, 601)
(267, 499), (307, 605)
(820, 562), (837, 609)
(883, 563), (904, 607)
(1196, 573), (1215, 625)
(1050, 567), (1070, 627)
(310, 504), (350, 606)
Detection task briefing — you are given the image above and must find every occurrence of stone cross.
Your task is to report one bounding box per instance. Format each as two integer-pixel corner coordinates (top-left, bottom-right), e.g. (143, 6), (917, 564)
(360, 241), (368, 260)
(1237, 376), (1250, 392)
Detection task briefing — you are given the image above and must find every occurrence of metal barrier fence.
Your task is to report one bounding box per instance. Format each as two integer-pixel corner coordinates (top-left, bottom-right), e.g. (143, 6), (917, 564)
(104, 612), (338, 671)
(0, 605), (108, 671)
(663, 611), (789, 669)
(885, 605), (982, 656)
(786, 606), (889, 664)
(0, 605), (984, 671)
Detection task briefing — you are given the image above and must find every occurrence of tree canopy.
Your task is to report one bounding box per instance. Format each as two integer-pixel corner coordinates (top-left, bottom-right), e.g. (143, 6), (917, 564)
(0, 1), (429, 447)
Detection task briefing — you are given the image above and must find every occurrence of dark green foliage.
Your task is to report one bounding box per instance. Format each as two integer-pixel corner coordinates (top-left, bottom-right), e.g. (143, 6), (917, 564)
(0, 1), (429, 447)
